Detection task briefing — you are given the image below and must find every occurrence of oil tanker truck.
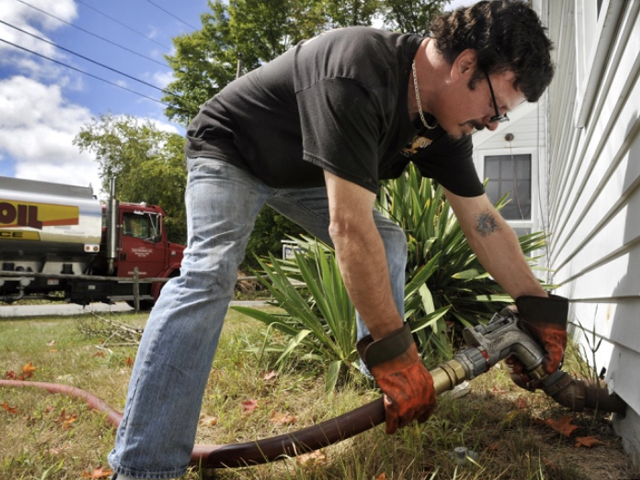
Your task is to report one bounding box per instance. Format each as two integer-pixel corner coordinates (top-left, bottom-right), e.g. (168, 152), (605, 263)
(0, 176), (184, 308)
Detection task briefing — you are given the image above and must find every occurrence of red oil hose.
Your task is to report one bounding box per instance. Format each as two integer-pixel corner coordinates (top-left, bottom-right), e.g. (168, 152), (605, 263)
(1, 366), (626, 468)
(0, 379), (123, 426)
(0, 379), (384, 468)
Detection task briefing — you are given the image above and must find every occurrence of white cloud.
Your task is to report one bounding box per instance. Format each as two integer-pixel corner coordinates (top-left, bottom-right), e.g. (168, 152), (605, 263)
(0, 0), (77, 57)
(152, 69), (174, 89)
(0, 0), (184, 197)
(147, 25), (160, 40)
(147, 117), (180, 135)
(0, 75), (101, 191)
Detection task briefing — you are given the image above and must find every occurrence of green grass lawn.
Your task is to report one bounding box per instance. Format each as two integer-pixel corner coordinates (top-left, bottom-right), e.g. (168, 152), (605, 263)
(1, 309), (635, 480)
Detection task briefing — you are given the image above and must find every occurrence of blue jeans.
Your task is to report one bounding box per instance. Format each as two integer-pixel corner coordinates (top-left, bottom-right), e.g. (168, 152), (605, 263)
(108, 157), (407, 479)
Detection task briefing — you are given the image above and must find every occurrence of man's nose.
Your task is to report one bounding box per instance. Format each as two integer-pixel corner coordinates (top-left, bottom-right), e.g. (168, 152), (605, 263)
(485, 118), (500, 131)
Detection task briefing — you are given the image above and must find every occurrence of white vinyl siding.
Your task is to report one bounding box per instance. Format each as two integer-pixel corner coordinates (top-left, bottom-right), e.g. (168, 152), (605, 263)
(544, 0), (640, 467)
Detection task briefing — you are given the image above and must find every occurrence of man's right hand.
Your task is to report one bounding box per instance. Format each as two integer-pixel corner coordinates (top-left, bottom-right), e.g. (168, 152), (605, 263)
(357, 324), (436, 434)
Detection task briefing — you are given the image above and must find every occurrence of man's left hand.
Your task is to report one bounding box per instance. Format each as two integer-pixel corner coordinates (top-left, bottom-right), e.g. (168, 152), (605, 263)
(507, 294), (569, 388)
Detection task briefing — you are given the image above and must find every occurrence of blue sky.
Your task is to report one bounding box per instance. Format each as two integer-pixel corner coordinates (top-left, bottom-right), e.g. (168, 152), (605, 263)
(0, 0), (208, 193)
(0, 0), (473, 196)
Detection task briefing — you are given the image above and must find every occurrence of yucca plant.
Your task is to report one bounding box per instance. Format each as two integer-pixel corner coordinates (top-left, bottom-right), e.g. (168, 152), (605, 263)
(378, 164), (548, 357)
(233, 241), (358, 392)
(237, 164), (549, 384)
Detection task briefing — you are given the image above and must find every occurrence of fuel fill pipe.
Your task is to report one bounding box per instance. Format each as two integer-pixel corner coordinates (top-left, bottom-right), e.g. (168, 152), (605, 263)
(0, 310), (627, 468)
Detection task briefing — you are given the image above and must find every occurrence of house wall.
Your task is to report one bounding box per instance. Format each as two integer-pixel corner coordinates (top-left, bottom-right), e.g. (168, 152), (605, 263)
(543, 0), (640, 468)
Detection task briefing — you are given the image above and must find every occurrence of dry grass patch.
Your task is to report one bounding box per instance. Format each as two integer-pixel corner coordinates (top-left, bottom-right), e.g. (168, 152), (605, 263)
(1, 309), (637, 480)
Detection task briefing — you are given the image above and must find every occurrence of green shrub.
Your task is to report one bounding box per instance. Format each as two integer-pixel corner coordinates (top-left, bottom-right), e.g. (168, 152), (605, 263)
(236, 165), (549, 387)
(233, 241), (358, 393)
(378, 165), (548, 358)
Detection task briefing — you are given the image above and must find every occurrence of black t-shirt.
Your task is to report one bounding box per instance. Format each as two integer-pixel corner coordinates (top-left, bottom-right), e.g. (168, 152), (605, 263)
(185, 27), (484, 197)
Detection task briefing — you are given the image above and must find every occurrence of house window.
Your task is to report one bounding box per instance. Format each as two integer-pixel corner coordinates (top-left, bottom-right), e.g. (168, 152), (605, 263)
(484, 154), (532, 221)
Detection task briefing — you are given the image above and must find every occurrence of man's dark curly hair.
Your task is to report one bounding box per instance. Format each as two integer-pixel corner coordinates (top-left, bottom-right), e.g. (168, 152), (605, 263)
(430, 0), (554, 102)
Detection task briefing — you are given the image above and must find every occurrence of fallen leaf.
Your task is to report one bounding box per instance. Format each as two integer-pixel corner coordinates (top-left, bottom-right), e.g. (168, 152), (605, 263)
(48, 444), (68, 455)
(22, 362), (37, 379)
(5, 371), (16, 379)
(545, 415), (580, 437)
(93, 351), (105, 358)
(484, 442), (500, 452)
(81, 467), (113, 479)
(575, 436), (606, 448)
(242, 399), (259, 414)
(271, 411), (296, 426)
(375, 473), (387, 480)
(56, 409), (78, 429)
(199, 415), (219, 427)
(2, 402), (18, 414)
(125, 356), (134, 367)
(47, 340), (56, 346)
(295, 450), (327, 467)
(24, 414), (37, 426)
(262, 370), (278, 381)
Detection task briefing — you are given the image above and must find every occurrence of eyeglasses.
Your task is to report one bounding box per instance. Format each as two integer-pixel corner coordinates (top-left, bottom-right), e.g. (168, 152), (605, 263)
(484, 71), (509, 123)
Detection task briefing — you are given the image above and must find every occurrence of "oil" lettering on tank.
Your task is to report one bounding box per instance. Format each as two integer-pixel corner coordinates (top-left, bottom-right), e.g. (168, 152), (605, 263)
(0, 203), (43, 229)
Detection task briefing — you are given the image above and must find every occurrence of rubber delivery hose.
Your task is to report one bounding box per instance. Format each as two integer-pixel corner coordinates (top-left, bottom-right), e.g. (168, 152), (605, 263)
(540, 370), (627, 416)
(0, 359), (627, 469)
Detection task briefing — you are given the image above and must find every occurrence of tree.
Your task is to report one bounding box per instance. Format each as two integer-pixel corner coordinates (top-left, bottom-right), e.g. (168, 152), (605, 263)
(244, 207), (306, 270)
(163, 0), (326, 125)
(73, 113), (188, 244)
(382, 0), (450, 36)
(322, 0), (382, 28)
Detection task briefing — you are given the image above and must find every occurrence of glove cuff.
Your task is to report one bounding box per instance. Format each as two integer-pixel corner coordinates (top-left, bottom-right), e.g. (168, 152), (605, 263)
(356, 324), (414, 369)
(516, 294), (569, 327)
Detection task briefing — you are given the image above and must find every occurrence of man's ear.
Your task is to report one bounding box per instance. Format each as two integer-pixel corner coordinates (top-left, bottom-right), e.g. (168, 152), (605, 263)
(452, 49), (478, 80)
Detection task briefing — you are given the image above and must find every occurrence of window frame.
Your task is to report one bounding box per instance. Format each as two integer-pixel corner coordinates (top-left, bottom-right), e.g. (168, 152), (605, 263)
(476, 147), (539, 235)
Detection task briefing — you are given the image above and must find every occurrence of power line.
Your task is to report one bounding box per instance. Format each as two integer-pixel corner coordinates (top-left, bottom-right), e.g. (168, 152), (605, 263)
(75, 0), (172, 51)
(0, 19), (171, 95)
(0, 37), (181, 110)
(143, 0), (199, 31)
(14, 0), (171, 69)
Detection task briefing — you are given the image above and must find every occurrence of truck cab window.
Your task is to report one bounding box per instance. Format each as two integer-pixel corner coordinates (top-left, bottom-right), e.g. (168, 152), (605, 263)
(123, 213), (152, 240)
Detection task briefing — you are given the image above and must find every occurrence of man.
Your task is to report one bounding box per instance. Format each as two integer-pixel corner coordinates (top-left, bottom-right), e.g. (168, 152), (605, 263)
(109, 1), (568, 478)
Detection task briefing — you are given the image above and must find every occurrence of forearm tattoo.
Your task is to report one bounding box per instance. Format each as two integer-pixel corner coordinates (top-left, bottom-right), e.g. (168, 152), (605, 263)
(475, 210), (501, 237)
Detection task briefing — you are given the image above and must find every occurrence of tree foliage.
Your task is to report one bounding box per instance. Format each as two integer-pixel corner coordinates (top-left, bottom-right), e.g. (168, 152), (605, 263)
(73, 113), (188, 244)
(164, 0), (326, 125)
(382, 0), (449, 36)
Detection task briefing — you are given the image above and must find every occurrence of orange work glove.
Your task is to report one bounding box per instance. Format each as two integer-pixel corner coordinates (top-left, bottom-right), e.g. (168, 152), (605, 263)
(357, 324), (436, 434)
(507, 294), (569, 388)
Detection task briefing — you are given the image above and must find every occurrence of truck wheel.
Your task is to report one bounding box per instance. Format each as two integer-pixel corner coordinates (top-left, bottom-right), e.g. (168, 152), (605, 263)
(126, 300), (155, 311)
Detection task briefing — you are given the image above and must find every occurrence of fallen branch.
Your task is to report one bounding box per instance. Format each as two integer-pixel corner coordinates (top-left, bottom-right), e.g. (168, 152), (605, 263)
(76, 310), (143, 348)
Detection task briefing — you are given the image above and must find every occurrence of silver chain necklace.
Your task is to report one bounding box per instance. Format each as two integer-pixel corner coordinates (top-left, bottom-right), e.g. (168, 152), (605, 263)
(411, 60), (438, 130)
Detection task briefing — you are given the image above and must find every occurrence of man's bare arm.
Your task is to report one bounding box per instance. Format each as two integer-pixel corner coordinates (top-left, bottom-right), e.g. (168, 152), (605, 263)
(323, 171), (404, 339)
(443, 188), (547, 299)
